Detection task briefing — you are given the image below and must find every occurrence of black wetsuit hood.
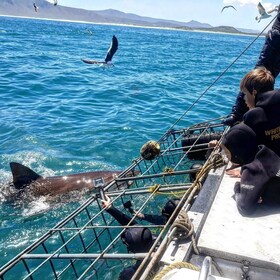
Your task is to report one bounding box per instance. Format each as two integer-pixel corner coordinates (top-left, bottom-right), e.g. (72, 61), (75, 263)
(272, 5), (280, 31)
(255, 89), (280, 110)
(222, 123), (258, 165)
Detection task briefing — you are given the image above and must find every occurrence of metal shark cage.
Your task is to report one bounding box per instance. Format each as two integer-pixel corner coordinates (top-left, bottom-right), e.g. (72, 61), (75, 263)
(0, 118), (227, 280)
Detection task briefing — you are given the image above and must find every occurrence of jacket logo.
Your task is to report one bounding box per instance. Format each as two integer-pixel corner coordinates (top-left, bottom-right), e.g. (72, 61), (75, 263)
(264, 126), (280, 141)
(240, 184), (254, 190)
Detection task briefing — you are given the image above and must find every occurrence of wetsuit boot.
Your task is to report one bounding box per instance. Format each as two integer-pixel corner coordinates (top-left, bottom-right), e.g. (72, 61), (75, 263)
(223, 91), (249, 127)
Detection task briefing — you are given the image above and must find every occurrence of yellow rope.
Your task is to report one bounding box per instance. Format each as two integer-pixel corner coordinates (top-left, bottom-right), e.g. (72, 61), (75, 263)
(192, 153), (225, 189)
(148, 154), (225, 197)
(162, 191), (186, 196)
(164, 167), (174, 173)
(148, 184), (161, 194)
(148, 184), (188, 196)
(152, 262), (199, 280)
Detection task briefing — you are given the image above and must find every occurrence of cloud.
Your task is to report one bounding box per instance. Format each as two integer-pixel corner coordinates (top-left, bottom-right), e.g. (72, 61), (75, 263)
(223, 0), (257, 5)
(223, 0), (275, 10)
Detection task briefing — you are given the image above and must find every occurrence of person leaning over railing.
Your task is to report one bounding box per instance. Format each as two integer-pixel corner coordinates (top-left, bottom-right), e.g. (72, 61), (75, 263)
(221, 123), (280, 215)
(240, 67), (280, 157)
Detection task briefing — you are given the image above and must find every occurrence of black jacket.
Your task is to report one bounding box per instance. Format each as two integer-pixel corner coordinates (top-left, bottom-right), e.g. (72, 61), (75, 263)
(234, 145), (280, 215)
(255, 8), (280, 78)
(243, 89), (280, 156)
(272, 6), (280, 31)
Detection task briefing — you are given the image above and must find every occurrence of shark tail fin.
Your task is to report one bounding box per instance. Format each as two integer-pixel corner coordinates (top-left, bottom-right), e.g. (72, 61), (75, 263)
(10, 162), (42, 189)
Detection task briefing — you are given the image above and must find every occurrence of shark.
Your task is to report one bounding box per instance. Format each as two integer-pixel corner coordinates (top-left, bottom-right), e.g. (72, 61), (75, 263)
(9, 162), (133, 199)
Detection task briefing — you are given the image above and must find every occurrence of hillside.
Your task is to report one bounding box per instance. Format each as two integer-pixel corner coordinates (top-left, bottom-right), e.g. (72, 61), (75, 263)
(0, 0), (259, 34)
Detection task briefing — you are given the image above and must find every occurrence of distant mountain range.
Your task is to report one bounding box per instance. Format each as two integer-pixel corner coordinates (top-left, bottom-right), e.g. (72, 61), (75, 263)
(0, 0), (260, 35)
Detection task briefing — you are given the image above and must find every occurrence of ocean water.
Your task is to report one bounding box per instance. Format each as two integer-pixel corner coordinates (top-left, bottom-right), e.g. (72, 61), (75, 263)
(0, 16), (267, 271)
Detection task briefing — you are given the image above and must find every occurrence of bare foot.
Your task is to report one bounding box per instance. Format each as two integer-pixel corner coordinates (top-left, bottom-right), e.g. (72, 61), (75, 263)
(226, 169), (241, 178)
(208, 140), (218, 148)
(226, 162), (240, 170)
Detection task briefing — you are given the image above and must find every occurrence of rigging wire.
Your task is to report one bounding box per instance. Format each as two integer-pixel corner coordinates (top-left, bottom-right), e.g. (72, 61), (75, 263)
(162, 14), (277, 138)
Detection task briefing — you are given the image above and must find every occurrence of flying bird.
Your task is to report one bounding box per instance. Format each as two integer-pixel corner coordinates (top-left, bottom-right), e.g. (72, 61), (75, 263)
(81, 35), (119, 67)
(266, 5), (279, 15)
(221, 5), (237, 13)
(33, 2), (38, 12)
(255, 2), (278, 22)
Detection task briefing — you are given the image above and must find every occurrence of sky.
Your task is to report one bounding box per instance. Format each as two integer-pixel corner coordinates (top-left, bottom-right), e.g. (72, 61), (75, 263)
(54, 0), (280, 31)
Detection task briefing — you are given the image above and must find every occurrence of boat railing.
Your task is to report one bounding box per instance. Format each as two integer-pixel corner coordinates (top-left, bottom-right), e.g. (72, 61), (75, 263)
(198, 256), (213, 280)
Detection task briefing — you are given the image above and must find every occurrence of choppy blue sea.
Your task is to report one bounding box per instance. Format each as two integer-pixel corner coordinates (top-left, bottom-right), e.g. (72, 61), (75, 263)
(0, 16), (269, 272)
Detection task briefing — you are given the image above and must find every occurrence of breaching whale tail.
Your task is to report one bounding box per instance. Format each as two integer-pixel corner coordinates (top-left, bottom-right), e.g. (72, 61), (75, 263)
(10, 162), (42, 190)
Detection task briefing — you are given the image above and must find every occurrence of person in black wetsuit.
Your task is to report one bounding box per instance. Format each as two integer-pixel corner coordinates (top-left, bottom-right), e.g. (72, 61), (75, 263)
(103, 195), (181, 226)
(134, 198), (181, 225)
(223, 5), (280, 126)
(101, 195), (154, 280)
(101, 195), (154, 251)
(240, 67), (280, 157)
(221, 123), (280, 215)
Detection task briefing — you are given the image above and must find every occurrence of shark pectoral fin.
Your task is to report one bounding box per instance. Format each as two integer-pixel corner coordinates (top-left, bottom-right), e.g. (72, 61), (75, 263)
(9, 162), (42, 189)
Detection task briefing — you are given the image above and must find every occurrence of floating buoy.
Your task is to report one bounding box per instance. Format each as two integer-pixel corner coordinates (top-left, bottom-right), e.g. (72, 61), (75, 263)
(140, 140), (160, 160)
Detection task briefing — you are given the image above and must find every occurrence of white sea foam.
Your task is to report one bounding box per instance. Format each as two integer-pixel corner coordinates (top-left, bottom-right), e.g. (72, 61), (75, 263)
(22, 197), (50, 218)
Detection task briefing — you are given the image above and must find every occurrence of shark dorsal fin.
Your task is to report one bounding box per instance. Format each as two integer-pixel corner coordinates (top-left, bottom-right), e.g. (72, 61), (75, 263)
(10, 162), (42, 189)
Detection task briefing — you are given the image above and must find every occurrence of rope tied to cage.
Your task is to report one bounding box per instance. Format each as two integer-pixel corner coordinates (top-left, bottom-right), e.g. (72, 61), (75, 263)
(169, 209), (199, 255)
(192, 152), (226, 191)
(164, 167), (174, 173)
(148, 184), (186, 196)
(148, 184), (161, 194)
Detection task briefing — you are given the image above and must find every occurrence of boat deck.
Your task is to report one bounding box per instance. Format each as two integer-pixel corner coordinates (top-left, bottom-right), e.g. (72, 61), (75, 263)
(156, 163), (280, 280)
(198, 165), (280, 272)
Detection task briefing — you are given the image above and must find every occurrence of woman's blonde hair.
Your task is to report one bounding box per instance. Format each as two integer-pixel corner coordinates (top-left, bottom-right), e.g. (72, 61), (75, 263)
(240, 67), (274, 94)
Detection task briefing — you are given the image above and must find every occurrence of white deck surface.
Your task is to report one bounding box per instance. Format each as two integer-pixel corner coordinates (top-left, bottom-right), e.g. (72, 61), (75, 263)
(198, 167), (280, 271)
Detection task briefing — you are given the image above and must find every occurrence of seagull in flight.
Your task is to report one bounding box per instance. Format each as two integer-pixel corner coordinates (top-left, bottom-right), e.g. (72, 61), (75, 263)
(81, 35), (119, 67)
(33, 2), (38, 12)
(221, 5), (237, 13)
(255, 2), (278, 22)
